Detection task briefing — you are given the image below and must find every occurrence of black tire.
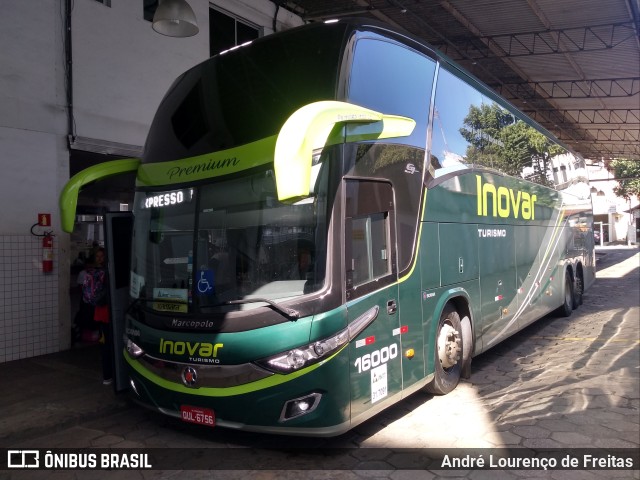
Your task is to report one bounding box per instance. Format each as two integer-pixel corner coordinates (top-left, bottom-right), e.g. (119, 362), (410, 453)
(557, 270), (573, 317)
(572, 272), (583, 309)
(425, 306), (463, 395)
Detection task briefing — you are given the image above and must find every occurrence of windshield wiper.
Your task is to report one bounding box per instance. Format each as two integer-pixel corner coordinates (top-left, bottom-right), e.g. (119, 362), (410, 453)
(201, 298), (300, 320)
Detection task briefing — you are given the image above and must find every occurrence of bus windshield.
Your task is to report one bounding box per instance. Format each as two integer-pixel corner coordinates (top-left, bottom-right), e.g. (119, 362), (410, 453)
(130, 167), (328, 314)
(128, 22), (347, 316)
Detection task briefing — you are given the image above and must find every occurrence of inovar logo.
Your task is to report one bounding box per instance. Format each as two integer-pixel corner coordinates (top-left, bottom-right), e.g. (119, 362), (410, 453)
(476, 175), (537, 220)
(159, 339), (223, 361)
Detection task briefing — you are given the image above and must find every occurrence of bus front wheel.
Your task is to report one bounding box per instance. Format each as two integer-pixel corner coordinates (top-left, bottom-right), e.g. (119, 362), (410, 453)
(425, 306), (463, 395)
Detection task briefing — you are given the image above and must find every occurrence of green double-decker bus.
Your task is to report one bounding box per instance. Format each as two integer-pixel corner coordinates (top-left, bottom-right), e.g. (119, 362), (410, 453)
(60, 18), (595, 436)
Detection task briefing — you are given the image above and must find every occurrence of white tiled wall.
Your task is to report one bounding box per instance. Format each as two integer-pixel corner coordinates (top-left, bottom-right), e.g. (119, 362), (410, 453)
(0, 235), (59, 363)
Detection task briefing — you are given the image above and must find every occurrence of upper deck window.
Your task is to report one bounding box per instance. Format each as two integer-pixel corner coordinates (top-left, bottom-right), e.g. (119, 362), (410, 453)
(348, 36), (434, 150)
(432, 67), (586, 191)
(346, 36), (436, 274)
(143, 24), (347, 164)
(431, 69), (483, 168)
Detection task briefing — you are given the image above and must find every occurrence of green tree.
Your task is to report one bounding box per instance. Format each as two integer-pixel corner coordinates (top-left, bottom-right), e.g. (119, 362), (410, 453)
(500, 121), (535, 176)
(524, 129), (564, 187)
(460, 103), (564, 186)
(606, 159), (640, 200)
(460, 103), (516, 173)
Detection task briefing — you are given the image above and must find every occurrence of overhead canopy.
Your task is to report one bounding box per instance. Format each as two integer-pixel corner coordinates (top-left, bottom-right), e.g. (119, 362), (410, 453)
(286, 0), (640, 162)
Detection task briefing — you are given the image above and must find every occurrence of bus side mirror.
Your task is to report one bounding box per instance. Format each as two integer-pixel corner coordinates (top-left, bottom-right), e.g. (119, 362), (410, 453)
(274, 101), (416, 203)
(59, 158), (140, 233)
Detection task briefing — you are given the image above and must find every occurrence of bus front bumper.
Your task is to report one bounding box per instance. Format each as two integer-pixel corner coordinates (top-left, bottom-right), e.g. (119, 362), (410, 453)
(124, 350), (351, 437)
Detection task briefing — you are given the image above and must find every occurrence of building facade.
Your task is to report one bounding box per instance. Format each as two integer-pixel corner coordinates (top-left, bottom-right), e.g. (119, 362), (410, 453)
(587, 163), (640, 246)
(0, 0), (303, 363)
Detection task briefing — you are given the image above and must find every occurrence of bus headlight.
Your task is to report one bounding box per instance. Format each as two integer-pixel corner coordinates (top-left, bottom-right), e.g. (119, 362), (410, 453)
(125, 337), (145, 358)
(255, 329), (349, 374)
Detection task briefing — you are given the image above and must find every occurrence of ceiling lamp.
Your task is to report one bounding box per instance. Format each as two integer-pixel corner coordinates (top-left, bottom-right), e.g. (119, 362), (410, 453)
(152, 0), (199, 38)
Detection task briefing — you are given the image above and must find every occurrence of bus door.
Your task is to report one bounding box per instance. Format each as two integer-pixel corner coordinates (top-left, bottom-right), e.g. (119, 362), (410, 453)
(344, 179), (402, 419)
(478, 224), (518, 349)
(103, 212), (133, 393)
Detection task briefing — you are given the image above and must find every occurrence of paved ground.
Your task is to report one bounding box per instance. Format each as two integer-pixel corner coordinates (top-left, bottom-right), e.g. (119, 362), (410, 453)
(0, 246), (638, 479)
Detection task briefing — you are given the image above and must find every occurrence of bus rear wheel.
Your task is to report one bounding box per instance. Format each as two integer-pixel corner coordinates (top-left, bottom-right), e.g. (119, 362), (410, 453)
(572, 272), (583, 309)
(425, 306), (463, 395)
(557, 271), (573, 317)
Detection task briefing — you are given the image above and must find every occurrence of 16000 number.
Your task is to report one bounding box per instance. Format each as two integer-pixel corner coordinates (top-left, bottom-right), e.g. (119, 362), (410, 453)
(354, 343), (398, 373)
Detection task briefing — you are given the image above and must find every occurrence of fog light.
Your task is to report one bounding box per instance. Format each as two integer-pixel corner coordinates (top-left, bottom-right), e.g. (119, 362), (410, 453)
(279, 392), (322, 422)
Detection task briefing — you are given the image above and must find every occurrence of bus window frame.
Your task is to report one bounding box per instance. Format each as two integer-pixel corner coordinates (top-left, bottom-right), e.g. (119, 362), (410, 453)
(344, 178), (397, 301)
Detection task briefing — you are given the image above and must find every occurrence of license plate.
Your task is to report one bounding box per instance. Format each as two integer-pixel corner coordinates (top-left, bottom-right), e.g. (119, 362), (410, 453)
(180, 405), (215, 427)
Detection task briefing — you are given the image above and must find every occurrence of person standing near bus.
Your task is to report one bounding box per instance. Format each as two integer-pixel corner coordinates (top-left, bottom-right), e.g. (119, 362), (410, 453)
(84, 247), (112, 384)
(73, 265), (93, 344)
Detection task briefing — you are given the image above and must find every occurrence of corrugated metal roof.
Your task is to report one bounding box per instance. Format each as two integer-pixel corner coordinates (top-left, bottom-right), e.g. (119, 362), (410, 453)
(288, 0), (640, 160)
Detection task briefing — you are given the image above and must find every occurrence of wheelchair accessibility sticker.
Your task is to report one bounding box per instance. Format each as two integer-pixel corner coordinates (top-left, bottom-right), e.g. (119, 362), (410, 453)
(197, 269), (215, 296)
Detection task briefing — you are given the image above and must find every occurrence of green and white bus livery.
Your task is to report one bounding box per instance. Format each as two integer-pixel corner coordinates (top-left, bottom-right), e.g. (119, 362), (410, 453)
(60, 18), (595, 436)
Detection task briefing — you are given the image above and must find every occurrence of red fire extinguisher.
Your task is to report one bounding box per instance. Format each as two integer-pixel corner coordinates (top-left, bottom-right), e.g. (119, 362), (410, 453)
(31, 214), (55, 274)
(42, 233), (54, 273)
